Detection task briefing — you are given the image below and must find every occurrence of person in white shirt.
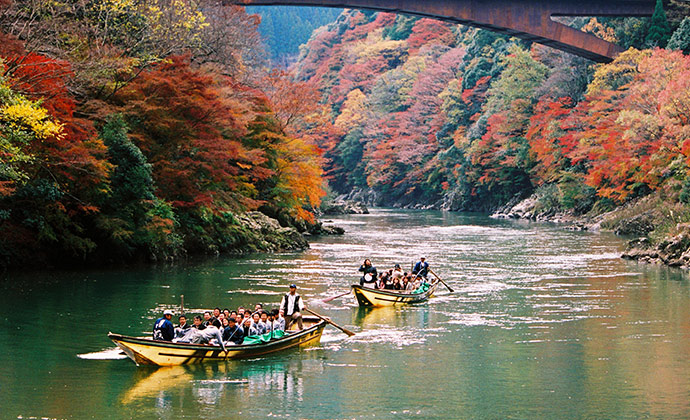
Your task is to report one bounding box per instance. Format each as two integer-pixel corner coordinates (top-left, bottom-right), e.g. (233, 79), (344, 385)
(279, 284), (305, 330)
(271, 309), (286, 332)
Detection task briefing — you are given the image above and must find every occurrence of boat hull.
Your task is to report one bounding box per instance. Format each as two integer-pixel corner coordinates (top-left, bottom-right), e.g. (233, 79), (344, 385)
(351, 282), (438, 307)
(109, 319), (326, 366)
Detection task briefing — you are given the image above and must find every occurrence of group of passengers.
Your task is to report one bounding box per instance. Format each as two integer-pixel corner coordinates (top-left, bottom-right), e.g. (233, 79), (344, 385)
(152, 283), (306, 350)
(358, 256), (431, 291)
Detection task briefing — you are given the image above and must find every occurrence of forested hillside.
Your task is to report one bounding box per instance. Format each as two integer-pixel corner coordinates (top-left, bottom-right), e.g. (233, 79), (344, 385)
(246, 6), (342, 64)
(294, 6), (690, 222)
(0, 0), (329, 268)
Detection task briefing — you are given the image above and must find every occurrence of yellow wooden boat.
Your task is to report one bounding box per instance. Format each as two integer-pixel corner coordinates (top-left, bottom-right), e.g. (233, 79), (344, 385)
(109, 316), (326, 366)
(351, 280), (438, 307)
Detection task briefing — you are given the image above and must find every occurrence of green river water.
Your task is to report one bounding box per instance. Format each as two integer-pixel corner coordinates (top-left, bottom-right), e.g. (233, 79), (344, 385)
(1, 209), (690, 419)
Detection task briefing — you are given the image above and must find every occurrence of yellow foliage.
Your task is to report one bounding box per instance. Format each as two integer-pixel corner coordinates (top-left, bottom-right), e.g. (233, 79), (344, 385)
(587, 48), (652, 95)
(582, 18), (617, 43)
(0, 97), (63, 140)
(335, 89), (368, 132)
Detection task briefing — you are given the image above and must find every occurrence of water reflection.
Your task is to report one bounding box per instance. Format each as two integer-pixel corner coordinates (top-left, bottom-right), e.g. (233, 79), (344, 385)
(121, 356), (319, 417)
(122, 366), (194, 404)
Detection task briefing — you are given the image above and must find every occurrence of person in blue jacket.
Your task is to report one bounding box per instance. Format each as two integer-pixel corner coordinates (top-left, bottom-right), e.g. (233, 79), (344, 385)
(153, 309), (175, 341)
(412, 256), (429, 279)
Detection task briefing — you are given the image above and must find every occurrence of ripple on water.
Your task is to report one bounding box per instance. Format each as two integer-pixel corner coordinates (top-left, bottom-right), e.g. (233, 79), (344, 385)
(77, 347), (128, 360)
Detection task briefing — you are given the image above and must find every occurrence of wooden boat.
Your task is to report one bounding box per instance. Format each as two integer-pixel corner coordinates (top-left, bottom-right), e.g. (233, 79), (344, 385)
(351, 279), (438, 307)
(109, 316), (326, 366)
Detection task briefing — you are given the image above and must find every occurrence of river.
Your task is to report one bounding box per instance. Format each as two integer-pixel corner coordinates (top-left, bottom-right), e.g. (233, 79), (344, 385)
(1, 209), (689, 419)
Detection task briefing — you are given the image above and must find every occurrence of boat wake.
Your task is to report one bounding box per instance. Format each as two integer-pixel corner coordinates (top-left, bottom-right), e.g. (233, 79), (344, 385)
(77, 347), (127, 360)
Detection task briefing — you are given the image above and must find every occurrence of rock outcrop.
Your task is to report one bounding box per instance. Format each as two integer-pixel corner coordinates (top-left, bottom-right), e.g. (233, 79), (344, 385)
(623, 225), (690, 268)
(320, 200), (369, 215)
(235, 211), (310, 252)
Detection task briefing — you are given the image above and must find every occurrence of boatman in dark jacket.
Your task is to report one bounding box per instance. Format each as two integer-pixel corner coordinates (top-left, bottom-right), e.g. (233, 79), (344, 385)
(280, 284), (304, 330)
(358, 258), (378, 287)
(153, 309), (175, 341)
(412, 256), (429, 279)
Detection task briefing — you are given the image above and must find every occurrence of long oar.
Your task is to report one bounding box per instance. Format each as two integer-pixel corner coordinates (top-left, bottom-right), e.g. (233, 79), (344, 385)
(322, 290), (351, 303)
(429, 268), (454, 293)
(304, 308), (356, 337)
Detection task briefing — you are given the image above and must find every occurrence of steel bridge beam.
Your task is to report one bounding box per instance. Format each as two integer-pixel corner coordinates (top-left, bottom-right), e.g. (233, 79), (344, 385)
(229, 0), (654, 62)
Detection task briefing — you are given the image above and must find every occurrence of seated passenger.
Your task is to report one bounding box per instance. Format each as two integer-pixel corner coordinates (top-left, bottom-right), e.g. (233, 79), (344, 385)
(210, 317), (222, 329)
(192, 315), (206, 330)
(391, 264), (404, 281)
(174, 315), (191, 338)
(223, 317), (244, 345)
(197, 324), (227, 351)
(202, 311), (213, 327)
(272, 309), (286, 332)
(375, 273), (385, 289)
(259, 311), (273, 334)
(242, 318), (253, 339)
(392, 277), (402, 290)
(249, 312), (263, 335)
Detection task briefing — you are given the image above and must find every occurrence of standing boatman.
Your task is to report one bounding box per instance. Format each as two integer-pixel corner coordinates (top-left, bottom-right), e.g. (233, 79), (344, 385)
(280, 284), (305, 330)
(412, 256), (429, 279)
(358, 258), (378, 287)
(153, 309), (175, 341)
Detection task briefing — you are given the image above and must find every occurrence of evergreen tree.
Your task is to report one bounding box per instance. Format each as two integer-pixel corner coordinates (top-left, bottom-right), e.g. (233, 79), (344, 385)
(668, 16), (690, 54)
(646, 0), (671, 47)
(100, 114), (157, 255)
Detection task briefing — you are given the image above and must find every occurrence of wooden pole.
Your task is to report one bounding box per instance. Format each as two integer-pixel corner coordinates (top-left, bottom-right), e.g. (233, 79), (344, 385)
(322, 291), (350, 303)
(304, 308), (356, 336)
(429, 268), (454, 293)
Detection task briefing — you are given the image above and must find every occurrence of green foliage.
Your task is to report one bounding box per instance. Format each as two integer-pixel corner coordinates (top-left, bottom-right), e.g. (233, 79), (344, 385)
(558, 174), (596, 213)
(102, 114), (154, 205)
(668, 17), (690, 54)
(483, 44), (549, 116)
(612, 17), (649, 49)
(383, 15), (417, 41)
(680, 175), (690, 204)
(646, 0), (672, 47)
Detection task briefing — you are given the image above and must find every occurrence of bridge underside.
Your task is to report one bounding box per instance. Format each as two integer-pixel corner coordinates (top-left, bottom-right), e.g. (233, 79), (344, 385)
(231, 0), (654, 62)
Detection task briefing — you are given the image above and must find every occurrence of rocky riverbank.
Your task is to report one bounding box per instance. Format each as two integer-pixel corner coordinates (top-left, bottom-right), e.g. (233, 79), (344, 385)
(491, 187), (690, 269)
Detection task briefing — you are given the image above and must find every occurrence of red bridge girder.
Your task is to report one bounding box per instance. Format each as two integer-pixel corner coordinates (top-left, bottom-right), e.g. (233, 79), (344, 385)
(229, 0), (655, 62)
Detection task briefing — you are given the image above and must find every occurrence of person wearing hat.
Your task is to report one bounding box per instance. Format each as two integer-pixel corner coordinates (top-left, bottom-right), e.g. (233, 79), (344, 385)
(153, 309), (175, 341)
(391, 263), (404, 282)
(280, 284), (304, 330)
(358, 258), (378, 287)
(412, 256), (429, 279)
